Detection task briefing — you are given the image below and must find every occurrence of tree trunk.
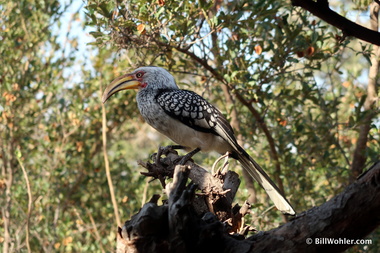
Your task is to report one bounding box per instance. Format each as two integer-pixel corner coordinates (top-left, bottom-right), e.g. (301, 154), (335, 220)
(350, 2), (379, 181)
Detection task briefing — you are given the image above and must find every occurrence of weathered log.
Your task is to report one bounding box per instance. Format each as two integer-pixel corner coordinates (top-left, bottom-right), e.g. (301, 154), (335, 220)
(118, 164), (252, 253)
(117, 148), (380, 252)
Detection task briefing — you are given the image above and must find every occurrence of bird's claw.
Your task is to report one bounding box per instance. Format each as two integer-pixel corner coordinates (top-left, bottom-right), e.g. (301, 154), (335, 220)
(152, 145), (185, 163)
(178, 147), (201, 165)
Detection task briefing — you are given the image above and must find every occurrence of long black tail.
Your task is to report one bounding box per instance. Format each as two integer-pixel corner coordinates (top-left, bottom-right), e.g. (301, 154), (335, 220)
(235, 146), (295, 215)
(205, 108), (295, 214)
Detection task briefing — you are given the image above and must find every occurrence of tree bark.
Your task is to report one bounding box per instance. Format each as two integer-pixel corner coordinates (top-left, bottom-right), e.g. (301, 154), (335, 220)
(292, 0), (380, 46)
(116, 150), (380, 252)
(249, 161), (380, 252)
(350, 2), (379, 181)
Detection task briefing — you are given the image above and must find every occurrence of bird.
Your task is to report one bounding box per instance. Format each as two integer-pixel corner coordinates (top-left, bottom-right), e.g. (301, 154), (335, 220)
(102, 66), (295, 215)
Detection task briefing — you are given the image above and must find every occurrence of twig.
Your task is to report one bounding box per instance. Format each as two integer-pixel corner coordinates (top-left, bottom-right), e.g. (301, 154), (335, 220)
(101, 87), (121, 227)
(183, 25), (222, 47)
(141, 178), (150, 207)
(87, 208), (106, 253)
(16, 148), (32, 253)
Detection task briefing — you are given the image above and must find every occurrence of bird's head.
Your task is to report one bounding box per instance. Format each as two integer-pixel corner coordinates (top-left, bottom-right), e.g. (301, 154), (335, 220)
(102, 66), (178, 103)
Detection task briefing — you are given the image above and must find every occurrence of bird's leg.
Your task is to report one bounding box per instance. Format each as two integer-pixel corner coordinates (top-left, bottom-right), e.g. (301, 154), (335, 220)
(153, 145), (187, 166)
(211, 152), (231, 175)
(161, 145), (187, 156)
(167, 145), (187, 150)
(153, 145), (187, 162)
(179, 148), (201, 165)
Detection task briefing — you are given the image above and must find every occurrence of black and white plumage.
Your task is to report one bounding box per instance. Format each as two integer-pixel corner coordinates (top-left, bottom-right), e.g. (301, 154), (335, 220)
(102, 66), (295, 215)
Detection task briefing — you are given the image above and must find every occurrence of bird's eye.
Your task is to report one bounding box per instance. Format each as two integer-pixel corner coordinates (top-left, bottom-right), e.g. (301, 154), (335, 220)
(136, 72), (144, 78)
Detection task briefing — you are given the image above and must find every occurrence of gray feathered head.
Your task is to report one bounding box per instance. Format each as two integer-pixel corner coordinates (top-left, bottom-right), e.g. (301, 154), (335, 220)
(102, 66), (178, 103)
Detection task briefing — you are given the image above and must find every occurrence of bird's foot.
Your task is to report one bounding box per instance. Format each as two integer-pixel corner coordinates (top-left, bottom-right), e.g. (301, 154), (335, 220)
(142, 145), (189, 188)
(178, 148), (201, 165)
(142, 146), (199, 188)
(152, 145), (187, 163)
(211, 152), (231, 175)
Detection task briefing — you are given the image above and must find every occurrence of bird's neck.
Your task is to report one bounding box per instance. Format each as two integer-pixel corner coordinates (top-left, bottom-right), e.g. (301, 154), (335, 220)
(138, 87), (178, 96)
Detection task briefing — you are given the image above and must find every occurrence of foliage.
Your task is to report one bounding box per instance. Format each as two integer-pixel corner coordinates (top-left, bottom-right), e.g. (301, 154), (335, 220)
(86, 0), (379, 249)
(0, 0), (156, 251)
(85, 0), (378, 208)
(0, 0), (378, 251)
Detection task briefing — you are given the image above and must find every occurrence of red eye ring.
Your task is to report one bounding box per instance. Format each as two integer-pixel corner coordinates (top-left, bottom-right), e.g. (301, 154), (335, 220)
(136, 72), (144, 78)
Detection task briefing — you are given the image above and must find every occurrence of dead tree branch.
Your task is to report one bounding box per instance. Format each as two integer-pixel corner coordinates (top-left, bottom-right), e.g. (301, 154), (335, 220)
(116, 149), (380, 252)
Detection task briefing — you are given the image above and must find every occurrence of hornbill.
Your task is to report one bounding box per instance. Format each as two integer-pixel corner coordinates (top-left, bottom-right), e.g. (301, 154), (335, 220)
(102, 66), (295, 215)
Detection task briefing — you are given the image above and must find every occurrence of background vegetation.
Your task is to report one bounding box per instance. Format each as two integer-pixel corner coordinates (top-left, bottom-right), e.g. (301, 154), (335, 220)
(1, 0), (378, 251)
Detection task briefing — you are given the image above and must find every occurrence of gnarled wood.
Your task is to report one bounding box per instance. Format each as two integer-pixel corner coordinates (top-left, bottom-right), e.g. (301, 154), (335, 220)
(117, 149), (380, 252)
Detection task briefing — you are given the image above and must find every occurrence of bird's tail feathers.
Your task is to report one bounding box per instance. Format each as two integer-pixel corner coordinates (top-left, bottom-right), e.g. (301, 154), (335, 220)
(236, 147), (295, 215)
